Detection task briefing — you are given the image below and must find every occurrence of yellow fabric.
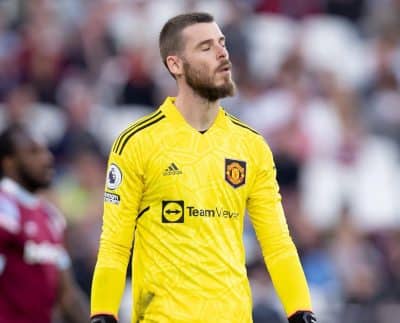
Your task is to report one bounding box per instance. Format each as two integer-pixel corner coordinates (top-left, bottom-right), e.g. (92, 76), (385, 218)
(247, 139), (312, 316)
(91, 267), (125, 319)
(91, 97), (312, 322)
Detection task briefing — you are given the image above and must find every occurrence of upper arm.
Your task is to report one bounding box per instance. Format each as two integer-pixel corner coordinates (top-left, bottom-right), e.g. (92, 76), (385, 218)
(247, 138), (289, 243)
(246, 139), (312, 315)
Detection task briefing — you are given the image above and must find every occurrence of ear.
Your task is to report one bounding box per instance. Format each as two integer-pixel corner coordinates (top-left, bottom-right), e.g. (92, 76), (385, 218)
(166, 55), (183, 78)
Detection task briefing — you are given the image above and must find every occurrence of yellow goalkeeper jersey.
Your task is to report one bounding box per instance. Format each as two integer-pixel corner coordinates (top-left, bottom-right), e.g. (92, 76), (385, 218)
(91, 97), (312, 323)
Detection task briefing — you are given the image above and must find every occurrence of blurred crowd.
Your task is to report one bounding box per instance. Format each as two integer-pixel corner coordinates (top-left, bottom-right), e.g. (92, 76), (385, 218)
(1, 0), (400, 322)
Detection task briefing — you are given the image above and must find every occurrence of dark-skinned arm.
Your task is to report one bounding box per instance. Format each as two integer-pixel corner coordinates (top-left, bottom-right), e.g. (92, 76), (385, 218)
(57, 268), (90, 323)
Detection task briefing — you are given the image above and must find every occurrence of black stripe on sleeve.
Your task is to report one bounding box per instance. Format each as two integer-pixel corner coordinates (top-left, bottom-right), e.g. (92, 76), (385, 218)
(229, 118), (260, 135)
(225, 112), (241, 122)
(117, 115), (166, 155)
(113, 110), (162, 153)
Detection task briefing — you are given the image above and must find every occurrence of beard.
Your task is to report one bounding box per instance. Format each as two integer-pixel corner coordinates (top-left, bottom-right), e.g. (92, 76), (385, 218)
(16, 161), (53, 192)
(183, 60), (236, 102)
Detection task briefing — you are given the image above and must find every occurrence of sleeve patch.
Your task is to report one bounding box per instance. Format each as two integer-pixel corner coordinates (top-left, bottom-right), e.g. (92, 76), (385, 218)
(104, 192), (121, 205)
(106, 164), (123, 190)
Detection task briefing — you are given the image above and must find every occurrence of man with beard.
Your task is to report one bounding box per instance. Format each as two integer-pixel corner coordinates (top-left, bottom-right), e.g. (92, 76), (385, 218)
(91, 12), (316, 323)
(0, 125), (89, 323)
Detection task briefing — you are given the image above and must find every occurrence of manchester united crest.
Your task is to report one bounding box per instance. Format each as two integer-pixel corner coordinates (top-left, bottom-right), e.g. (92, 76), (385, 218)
(225, 159), (246, 188)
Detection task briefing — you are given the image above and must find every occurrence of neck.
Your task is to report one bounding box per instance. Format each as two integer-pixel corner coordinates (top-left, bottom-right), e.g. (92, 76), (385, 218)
(4, 173), (35, 193)
(174, 84), (220, 131)
(1, 177), (39, 207)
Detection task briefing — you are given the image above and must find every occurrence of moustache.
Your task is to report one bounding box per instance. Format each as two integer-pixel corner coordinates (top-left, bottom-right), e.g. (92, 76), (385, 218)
(216, 60), (232, 72)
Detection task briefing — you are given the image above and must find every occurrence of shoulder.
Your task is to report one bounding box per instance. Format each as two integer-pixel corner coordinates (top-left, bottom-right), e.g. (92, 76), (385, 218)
(224, 111), (274, 155)
(111, 109), (166, 156)
(0, 192), (21, 233)
(224, 111), (261, 136)
(41, 200), (67, 233)
(224, 111), (267, 145)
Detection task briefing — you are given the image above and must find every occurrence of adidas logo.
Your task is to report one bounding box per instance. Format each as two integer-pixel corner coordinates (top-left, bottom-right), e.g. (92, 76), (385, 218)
(163, 163), (182, 176)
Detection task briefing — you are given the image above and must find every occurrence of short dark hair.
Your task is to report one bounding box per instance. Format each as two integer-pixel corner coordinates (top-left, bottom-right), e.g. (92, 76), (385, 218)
(0, 124), (26, 177)
(159, 12), (214, 75)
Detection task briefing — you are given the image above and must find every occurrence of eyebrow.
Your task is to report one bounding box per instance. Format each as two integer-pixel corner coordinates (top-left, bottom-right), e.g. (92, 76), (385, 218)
(195, 36), (225, 49)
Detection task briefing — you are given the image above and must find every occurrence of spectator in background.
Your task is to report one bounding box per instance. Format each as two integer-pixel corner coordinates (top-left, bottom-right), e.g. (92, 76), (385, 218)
(325, 0), (366, 22)
(53, 149), (106, 295)
(51, 75), (103, 165)
(365, 39), (400, 147)
(255, 0), (322, 19)
(0, 124), (89, 323)
(0, 7), (21, 101)
(18, 0), (66, 104)
(331, 209), (384, 323)
(0, 83), (67, 148)
(221, 1), (252, 88)
(0, 84), (36, 128)
(116, 48), (158, 107)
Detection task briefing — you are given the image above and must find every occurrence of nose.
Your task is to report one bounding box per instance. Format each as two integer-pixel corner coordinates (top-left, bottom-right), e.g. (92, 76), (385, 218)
(216, 43), (228, 60)
(43, 147), (54, 166)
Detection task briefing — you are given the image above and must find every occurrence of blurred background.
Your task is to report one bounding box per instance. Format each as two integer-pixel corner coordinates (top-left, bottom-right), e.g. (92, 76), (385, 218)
(0, 0), (400, 322)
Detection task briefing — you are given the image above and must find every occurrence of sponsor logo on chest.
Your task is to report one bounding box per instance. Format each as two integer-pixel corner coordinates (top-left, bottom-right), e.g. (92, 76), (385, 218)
(161, 200), (239, 223)
(23, 241), (64, 265)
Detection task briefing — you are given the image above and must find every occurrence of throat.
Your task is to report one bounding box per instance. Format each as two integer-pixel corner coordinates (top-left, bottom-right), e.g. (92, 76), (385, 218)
(174, 95), (219, 131)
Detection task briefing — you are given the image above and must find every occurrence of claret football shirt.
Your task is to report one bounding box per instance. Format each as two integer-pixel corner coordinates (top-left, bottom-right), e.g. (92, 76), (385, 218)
(0, 178), (70, 323)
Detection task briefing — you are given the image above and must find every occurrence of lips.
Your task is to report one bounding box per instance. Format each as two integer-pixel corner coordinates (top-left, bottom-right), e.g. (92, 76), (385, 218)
(217, 62), (232, 73)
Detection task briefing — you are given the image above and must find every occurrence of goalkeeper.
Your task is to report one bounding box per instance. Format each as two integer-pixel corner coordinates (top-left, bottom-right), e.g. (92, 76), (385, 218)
(91, 12), (316, 323)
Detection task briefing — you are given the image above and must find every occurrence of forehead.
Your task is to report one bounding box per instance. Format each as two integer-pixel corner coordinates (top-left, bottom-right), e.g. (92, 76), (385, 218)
(181, 22), (224, 48)
(13, 131), (43, 152)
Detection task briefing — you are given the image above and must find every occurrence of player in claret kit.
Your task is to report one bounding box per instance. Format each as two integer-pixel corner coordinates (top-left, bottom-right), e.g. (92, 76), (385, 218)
(0, 124), (89, 323)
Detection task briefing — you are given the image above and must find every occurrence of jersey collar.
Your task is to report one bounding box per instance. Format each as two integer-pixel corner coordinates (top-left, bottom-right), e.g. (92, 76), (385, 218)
(0, 177), (40, 208)
(160, 97), (229, 132)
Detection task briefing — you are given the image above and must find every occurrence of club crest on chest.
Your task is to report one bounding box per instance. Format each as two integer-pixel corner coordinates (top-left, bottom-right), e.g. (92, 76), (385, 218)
(225, 159), (246, 188)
